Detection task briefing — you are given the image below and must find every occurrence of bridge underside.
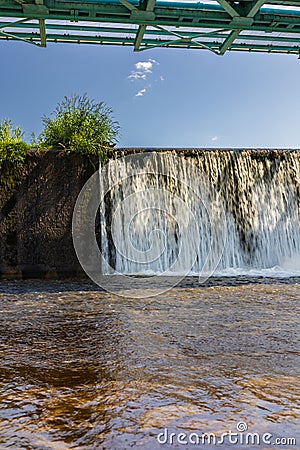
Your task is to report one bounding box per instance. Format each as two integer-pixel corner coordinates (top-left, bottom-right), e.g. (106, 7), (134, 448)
(1, 0), (300, 56)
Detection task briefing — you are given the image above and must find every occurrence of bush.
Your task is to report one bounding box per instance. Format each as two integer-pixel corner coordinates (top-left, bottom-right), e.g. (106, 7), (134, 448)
(0, 118), (24, 144)
(0, 119), (28, 189)
(39, 94), (119, 160)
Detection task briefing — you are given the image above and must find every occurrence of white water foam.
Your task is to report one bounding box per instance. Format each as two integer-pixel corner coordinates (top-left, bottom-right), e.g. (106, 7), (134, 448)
(100, 151), (300, 278)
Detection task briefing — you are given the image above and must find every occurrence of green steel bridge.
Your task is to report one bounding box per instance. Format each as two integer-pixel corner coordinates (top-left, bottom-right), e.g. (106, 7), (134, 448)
(1, 0), (300, 56)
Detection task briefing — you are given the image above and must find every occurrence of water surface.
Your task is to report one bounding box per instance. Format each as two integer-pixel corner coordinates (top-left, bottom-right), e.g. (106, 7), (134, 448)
(0, 279), (299, 449)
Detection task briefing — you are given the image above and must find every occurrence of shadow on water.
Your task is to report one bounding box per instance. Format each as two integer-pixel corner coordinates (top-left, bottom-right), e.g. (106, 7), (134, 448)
(0, 275), (299, 294)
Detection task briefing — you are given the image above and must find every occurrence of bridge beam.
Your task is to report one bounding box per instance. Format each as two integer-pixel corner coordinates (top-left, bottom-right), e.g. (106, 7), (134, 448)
(219, 29), (241, 55)
(248, 0), (266, 18)
(216, 0), (239, 18)
(39, 18), (46, 47)
(219, 0), (266, 55)
(0, 0), (299, 57)
(134, 0), (156, 51)
(119, 0), (136, 12)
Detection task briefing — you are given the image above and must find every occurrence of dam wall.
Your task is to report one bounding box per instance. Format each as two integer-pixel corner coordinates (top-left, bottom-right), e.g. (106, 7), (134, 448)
(0, 148), (299, 279)
(0, 149), (97, 279)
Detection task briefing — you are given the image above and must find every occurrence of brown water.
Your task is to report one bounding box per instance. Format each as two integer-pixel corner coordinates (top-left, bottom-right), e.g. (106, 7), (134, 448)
(0, 279), (299, 449)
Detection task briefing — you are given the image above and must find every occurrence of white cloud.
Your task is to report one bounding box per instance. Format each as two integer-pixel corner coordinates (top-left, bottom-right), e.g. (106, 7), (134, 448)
(135, 88), (147, 97)
(211, 136), (218, 142)
(128, 59), (163, 99)
(128, 72), (147, 80)
(128, 59), (159, 81)
(135, 61), (153, 72)
(135, 59), (159, 72)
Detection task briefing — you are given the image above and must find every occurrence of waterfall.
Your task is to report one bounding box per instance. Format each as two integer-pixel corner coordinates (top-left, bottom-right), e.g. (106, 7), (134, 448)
(81, 150), (300, 277)
(100, 150), (300, 276)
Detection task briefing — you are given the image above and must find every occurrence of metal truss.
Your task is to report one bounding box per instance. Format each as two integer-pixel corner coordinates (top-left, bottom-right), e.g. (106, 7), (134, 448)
(1, 1), (300, 56)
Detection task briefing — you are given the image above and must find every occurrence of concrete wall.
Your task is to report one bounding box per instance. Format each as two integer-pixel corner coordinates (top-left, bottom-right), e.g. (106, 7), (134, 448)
(0, 150), (97, 279)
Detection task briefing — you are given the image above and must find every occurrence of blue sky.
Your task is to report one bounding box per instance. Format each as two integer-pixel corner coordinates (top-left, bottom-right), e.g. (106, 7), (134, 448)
(1, 40), (300, 148)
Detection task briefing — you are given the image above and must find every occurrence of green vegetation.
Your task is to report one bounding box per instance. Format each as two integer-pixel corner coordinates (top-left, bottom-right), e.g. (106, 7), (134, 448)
(38, 94), (119, 161)
(0, 119), (29, 190)
(0, 94), (119, 186)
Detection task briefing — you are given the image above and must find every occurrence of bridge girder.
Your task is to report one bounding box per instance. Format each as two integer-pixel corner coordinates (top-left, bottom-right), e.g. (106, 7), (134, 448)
(0, 0), (300, 56)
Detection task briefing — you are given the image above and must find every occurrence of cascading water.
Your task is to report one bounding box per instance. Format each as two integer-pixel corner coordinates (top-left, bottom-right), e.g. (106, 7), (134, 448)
(98, 150), (300, 276)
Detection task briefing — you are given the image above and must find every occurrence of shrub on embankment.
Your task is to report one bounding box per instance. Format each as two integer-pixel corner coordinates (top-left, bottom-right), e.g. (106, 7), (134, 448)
(0, 94), (120, 186)
(0, 94), (119, 278)
(0, 119), (29, 191)
(34, 93), (119, 161)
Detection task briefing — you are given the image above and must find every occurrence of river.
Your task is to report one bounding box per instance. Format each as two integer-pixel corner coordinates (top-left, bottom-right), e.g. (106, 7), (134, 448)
(0, 278), (299, 449)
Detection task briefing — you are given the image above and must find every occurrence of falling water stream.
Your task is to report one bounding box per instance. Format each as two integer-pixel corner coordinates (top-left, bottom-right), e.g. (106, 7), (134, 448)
(1, 150), (299, 449)
(99, 150), (300, 276)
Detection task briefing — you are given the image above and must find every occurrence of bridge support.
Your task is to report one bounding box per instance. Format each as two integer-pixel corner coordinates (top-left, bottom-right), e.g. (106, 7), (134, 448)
(0, 0), (299, 57)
